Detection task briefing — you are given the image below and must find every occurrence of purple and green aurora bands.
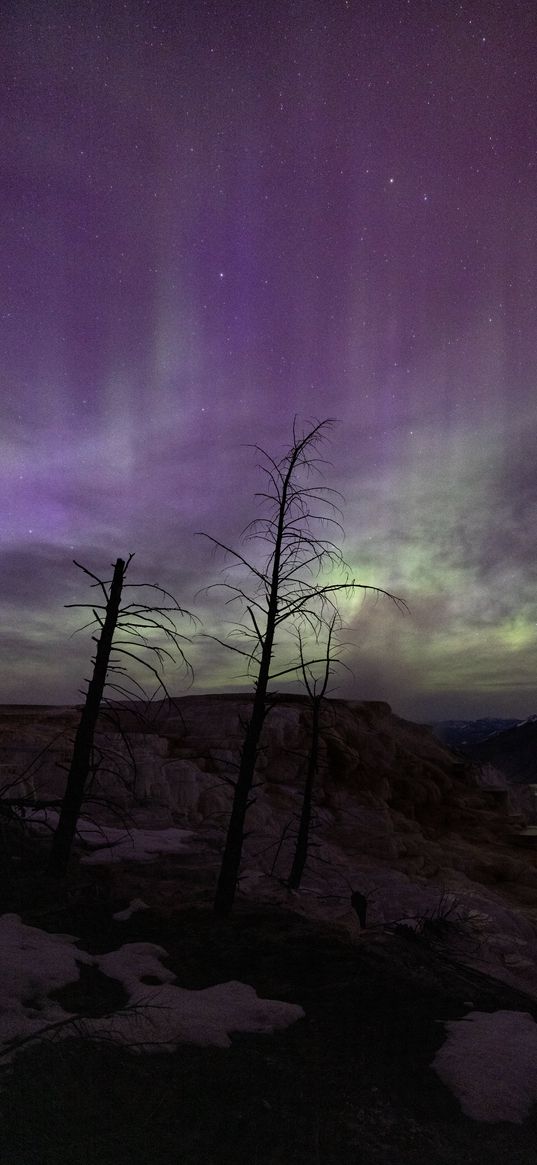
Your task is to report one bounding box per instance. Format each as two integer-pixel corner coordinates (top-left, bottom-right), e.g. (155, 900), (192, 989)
(2, 1), (537, 718)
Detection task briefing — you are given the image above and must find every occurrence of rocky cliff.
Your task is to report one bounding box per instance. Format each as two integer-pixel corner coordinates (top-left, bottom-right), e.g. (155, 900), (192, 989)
(4, 696), (537, 997)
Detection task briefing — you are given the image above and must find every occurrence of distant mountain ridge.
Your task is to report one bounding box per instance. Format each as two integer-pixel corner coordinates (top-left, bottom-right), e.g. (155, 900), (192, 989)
(457, 716), (537, 785)
(429, 718), (521, 749)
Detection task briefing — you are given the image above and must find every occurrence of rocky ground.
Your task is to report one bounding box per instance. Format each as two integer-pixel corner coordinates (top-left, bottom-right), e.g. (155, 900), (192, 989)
(3, 698), (537, 1161)
(1, 831), (537, 1164)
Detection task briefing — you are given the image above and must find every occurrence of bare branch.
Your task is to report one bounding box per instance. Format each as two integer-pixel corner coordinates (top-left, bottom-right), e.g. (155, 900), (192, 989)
(198, 417), (406, 915)
(195, 534), (266, 584)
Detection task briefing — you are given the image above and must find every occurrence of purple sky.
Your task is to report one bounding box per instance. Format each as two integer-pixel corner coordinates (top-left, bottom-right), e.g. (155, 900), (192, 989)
(2, 0), (537, 719)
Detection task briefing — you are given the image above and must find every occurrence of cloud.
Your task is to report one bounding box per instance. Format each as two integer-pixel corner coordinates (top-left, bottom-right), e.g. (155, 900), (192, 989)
(0, 544), (84, 609)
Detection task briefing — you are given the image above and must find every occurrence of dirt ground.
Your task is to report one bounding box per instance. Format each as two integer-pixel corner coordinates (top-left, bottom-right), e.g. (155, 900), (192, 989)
(3, 833), (537, 1164)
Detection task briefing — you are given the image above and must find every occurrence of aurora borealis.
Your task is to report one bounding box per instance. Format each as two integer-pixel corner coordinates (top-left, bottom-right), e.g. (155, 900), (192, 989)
(2, 1), (537, 718)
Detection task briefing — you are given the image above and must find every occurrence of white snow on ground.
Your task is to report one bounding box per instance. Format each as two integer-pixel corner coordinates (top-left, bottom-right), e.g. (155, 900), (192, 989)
(80, 825), (193, 864)
(112, 898), (149, 921)
(95, 942), (304, 1049)
(0, 914), (93, 1053)
(0, 915), (304, 1067)
(432, 1010), (537, 1122)
(27, 810), (193, 863)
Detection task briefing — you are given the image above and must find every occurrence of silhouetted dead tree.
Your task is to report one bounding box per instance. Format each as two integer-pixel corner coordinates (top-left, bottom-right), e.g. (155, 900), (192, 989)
(199, 418), (405, 916)
(48, 555), (194, 877)
(287, 616), (343, 890)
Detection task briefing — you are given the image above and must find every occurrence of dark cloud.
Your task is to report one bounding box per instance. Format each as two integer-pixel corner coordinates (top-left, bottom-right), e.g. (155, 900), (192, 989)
(0, 544), (85, 608)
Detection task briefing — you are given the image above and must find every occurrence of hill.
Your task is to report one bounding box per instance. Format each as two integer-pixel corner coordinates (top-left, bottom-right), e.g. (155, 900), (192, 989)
(430, 718), (521, 750)
(460, 717), (537, 786)
(3, 696), (537, 1162)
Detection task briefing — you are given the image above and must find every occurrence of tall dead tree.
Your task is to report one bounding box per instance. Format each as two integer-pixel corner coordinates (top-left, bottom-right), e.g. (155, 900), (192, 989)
(48, 555), (193, 877)
(200, 418), (404, 916)
(287, 616), (341, 891)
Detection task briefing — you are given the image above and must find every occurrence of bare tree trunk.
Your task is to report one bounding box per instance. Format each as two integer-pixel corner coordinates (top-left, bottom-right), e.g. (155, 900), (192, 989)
(214, 640), (274, 915)
(213, 446), (290, 915)
(206, 419), (405, 916)
(47, 559), (126, 877)
(288, 697), (321, 890)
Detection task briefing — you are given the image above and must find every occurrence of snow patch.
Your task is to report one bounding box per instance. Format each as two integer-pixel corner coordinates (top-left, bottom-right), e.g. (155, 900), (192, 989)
(0, 916), (304, 1067)
(0, 915), (92, 1054)
(92, 944), (305, 1050)
(112, 899), (149, 921)
(27, 810), (193, 864)
(433, 1010), (537, 1122)
(80, 825), (193, 864)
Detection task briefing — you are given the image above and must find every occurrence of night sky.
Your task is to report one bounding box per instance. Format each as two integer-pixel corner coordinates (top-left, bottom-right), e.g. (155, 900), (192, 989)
(2, 0), (537, 719)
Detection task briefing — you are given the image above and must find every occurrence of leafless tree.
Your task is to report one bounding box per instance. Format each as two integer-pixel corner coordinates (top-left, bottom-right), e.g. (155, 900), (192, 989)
(48, 555), (194, 877)
(199, 418), (405, 915)
(287, 615), (344, 890)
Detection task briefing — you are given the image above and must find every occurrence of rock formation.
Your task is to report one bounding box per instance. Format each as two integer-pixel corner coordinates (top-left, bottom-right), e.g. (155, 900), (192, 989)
(3, 696), (537, 996)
